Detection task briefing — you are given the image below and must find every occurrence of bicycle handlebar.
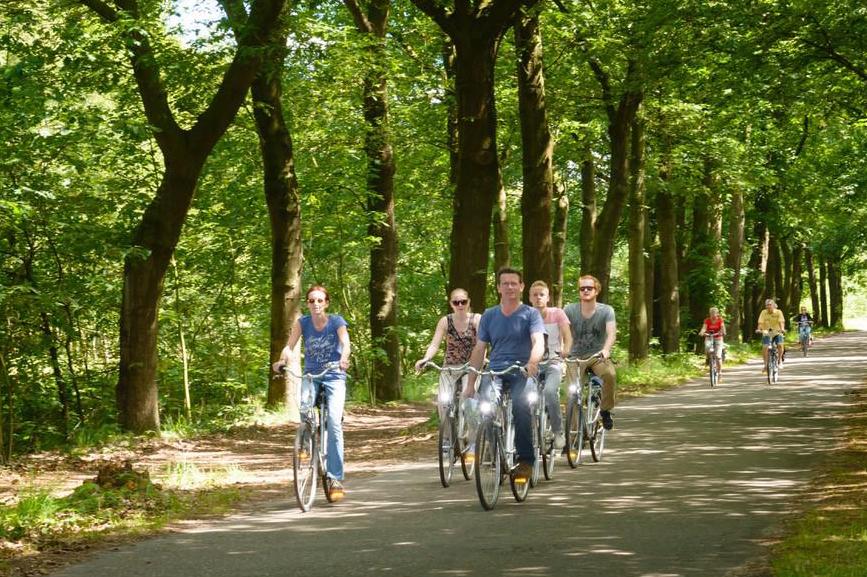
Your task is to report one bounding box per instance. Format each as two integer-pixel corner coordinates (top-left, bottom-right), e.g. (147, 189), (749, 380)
(281, 361), (342, 379)
(418, 361), (470, 374)
(466, 362), (528, 377)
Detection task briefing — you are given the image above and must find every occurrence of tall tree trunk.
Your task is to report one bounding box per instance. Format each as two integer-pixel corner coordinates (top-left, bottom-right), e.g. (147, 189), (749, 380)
(247, 43), (304, 412)
(724, 186), (745, 343)
(515, 9), (554, 292)
(346, 0), (402, 401)
(627, 111), (647, 361)
(779, 237), (792, 318)
(819, 256), (829, 328)
(411, 0), (532, 309)
(552, 190), (568, 307)
(579, 153), (596, 273)
(87, 0), (287, 433)
(828, 259), (843, 327)
(805, 247), (821, 323)
(441, 39), (458, 187)
(587, 60), (642, 301)
(788, 242), (803, 317)
(40, 312), (69, 439)
(492, 177), (511, 272)
(743, 218), (769, 342)
(766, 235), (783, 306)
(656, 166), (679, 354)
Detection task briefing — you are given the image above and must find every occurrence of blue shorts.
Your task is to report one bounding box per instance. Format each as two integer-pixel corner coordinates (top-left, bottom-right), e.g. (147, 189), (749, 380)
(762, 334), (784, 346)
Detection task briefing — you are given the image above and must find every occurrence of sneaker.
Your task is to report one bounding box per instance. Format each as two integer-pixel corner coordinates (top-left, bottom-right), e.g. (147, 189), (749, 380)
(513, 462), (532, 485)
(601, 411), (614, 431)
(327, 479), (345, 502)
(554, 432), (566, 450)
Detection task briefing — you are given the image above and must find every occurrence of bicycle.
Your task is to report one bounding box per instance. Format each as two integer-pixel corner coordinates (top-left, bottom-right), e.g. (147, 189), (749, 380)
(284, 361), (343, 512)
(797, 321), (813, 357)
(472, 363), (537, 511)
(563, 353), (605, 467)
(703, 332), (723, 388)
(528, 359), (559, 484)
(419, 361), (474, 487)
(757, 329), (783, 385)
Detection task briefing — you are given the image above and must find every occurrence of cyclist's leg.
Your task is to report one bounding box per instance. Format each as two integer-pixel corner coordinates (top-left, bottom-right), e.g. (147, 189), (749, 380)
(321, 376), (346, 481)
(775, 335), (785, 364)
(505, 373), (535, 466)
(762, 335), (771, 368)
(590, 358), (616, 412)
(543, 364), (563, 435)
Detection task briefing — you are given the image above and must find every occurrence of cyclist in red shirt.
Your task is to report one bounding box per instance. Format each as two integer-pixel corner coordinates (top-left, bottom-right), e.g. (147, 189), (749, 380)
(698, 307), (726, 380)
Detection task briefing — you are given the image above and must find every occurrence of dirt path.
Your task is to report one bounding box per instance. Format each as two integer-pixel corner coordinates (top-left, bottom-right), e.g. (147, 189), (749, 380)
(0, 402), (437, 505)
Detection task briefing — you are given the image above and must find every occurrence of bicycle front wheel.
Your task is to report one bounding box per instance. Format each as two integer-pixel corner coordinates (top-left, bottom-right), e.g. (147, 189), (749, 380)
(474, 422), (501, 511)
(457, 402), (474, 481)
(802, 338), (808, 357)
(565, 398), (584, 468)
(438, 416), (456, 488)
(293, 421), (318, 512)
(530, 406), (543, 487)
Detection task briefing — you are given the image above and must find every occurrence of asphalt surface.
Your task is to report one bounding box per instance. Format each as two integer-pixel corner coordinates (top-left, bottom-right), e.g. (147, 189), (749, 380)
(50, 331), (866, 577)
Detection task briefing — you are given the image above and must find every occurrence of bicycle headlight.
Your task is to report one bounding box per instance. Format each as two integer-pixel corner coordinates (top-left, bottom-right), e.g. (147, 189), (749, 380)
(439, 391), (452, 404)
(568, 384), (578, 394)
(480, 401), (492, 415)
(527, 390), (539, 404)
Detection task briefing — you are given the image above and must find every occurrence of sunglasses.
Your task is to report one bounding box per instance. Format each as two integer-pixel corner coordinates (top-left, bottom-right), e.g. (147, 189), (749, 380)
(579, 286), (595, 292)
(307, 298), (326, 304)
(451, 299), (468, 306)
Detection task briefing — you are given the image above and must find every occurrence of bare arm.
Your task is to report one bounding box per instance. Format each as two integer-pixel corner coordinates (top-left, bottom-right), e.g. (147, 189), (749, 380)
(337, 325), (351, 370)
(559, 319), (572, 357)
(415, 316), (447, 371)
(602, 320), (616, 359)
(272, 319), (302, 372)
(527, 332), (545, 377)
(463, 339), (488, 397)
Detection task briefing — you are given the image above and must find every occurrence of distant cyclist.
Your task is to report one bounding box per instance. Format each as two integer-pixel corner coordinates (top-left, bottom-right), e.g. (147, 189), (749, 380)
(528, 280), (571, 449)
(793, 306), (814, 347)
(756, 298), (785, 372)
(564, 274), (617, 430)
(273, 285), (351, 500)
(698, 306), (726, 381)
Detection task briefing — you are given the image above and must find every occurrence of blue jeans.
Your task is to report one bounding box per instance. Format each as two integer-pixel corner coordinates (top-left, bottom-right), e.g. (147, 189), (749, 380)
(300, 374), (346, 481)
(540, 363), (564, 434)
(478, 371), (535, 465)
(799, 325), (812, 343)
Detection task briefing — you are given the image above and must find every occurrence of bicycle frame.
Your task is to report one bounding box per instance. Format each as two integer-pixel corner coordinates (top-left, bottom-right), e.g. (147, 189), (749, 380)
(420, 361), (473, 486)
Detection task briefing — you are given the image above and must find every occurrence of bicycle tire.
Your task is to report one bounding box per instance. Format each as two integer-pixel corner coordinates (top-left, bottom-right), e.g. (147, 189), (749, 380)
(771, 355), (779, 384)
(293, 421), (318, 512)
(589, 419), (606, 462)
(437, 416), (455, 488)
(802, 338), (808, 357)
(710, 358), (718, 388)
(565, 398), (584, 468)
(456, 401), (474, 481)
(587, 393), (603, 462)
(530, 402), (543, 487)
(510, 462), (531, 502)
(474, 421), (501, 511)
(541, 401), (556, 480)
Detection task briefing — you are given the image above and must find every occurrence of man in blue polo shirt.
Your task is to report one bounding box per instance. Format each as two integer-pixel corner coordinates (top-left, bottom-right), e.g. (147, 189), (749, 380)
(463, 267), (545, 483)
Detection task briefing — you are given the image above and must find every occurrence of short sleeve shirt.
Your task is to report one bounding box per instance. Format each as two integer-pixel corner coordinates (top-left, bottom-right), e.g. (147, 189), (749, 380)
(299, 314), (348, 374)
(564, 303), (615, 358)
(478, 304), (545, 370)
(541, 307), (570, 357)
(757, 309), (785, 332)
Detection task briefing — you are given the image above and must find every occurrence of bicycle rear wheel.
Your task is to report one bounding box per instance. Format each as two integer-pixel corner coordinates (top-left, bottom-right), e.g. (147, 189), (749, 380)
(530, 405), (543, 487)
(541, 410), (556, 481)
(457, 402), (474, 480)
(510, 463), (531, 502)
(437, 415), (456, 488)
(771, 354), (779, 384)
(293, 421), (318, 512)
(565, 398), (584, 468)
(587, 395), (604, 462)
(802, 337), (808, 357)
(474, 422), (501, 511)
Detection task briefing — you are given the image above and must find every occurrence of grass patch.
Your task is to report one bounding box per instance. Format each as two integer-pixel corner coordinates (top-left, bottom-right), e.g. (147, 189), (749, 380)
(770, 390), (867, 577)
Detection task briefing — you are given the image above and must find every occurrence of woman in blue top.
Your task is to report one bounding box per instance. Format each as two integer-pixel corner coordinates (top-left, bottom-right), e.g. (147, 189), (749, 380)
(274, 285), (351, 500)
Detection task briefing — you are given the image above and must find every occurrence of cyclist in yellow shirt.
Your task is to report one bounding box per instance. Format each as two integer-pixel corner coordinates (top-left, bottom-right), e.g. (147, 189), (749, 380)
(756, 298), (786, 372)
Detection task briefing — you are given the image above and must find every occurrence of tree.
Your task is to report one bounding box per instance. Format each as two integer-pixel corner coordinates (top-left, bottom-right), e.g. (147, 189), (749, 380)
(78, 0), (287, 432)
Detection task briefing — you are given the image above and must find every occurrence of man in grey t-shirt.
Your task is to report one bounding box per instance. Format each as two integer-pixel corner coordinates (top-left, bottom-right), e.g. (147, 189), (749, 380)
(563, 274), (617, 430)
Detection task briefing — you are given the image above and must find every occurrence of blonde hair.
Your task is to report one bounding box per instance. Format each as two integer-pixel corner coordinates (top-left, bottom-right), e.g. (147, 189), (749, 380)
(578, 274), (601, 291)
(529, 280), (549, 291)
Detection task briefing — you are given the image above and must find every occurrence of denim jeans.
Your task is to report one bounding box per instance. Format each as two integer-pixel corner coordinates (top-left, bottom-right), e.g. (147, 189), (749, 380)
(541, 363), (564, 434)
(300, 374), (346, 481)
(478, 371), (535, 465)
(799, 325), (812, 342)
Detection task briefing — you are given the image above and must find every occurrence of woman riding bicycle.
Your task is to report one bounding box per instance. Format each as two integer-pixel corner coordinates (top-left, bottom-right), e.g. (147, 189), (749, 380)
(793, 306), (814, 346)
(698, 307), (726, 381)
(415, 288), (481, 417)
(273, 285), (351, 500)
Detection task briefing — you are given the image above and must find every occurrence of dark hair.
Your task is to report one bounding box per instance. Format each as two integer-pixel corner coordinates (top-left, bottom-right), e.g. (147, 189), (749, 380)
(306, 285), (331, 302)
(496, 267), (523, 284)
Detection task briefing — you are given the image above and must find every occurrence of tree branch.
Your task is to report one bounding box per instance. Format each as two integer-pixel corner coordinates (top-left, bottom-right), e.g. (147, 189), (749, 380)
(343, 0), (373, 33)
(409, 0), (452, 34)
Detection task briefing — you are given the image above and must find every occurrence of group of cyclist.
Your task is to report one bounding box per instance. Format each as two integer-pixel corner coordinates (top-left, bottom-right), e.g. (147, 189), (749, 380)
(697, 298), (816, 381)
(271, 271), (816, 505)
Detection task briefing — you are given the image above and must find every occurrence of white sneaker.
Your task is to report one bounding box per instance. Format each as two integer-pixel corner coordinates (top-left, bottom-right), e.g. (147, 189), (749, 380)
(554, 432), (566, 449)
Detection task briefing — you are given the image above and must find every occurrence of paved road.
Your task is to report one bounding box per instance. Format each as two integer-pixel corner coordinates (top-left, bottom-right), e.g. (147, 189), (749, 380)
(51, 331), (866, 577)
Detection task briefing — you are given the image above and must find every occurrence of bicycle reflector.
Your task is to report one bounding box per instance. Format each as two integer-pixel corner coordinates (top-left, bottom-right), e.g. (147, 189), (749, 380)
(479, 400), (493, 414)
